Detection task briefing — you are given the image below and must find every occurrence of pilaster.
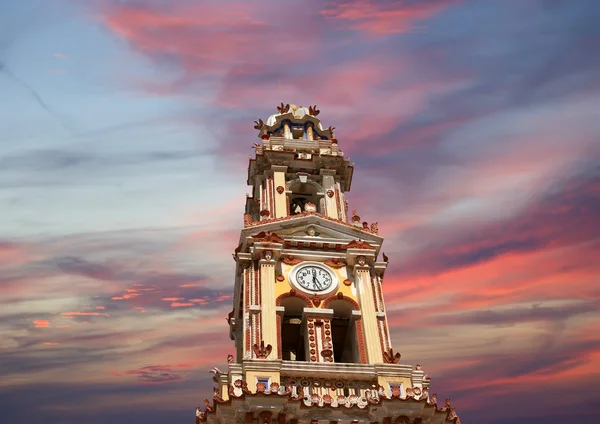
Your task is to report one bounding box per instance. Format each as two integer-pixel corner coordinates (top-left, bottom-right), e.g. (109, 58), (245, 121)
(259, 254), (278, 358)
(320, 169), (339, 220)
(272, 165), (288, 219)
(354, 264), (384, 363)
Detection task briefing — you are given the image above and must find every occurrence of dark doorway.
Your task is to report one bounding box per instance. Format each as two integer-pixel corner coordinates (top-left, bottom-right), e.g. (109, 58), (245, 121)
(280, 297), (306, 361)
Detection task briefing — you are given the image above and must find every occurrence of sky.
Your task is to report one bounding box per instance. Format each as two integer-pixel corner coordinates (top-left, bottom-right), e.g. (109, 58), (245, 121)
(1, 0), (599, 423)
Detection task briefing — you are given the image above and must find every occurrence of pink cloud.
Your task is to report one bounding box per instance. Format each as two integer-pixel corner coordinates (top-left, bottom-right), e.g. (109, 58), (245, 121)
(53, 53), (68, 58)
(321, 0), (460, 35)
(60, 312), (109, 317)
(34, 320), (50, 328)
(170, 302), (193, 308)
(178, 283), (201, 288)
(0, 241), (32, 266)
(99, 1), (324, 97)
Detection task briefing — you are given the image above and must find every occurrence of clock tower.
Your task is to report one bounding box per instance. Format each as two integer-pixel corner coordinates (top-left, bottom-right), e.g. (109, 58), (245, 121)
(196, 104), (460, 424)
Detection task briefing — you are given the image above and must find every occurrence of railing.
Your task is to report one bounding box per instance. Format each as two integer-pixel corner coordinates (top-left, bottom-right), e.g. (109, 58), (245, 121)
(261, 137), (340, 155)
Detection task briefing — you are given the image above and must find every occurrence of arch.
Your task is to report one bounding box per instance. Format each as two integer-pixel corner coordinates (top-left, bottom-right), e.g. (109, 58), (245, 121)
(285, 178), (323, 193)
(321, 292), (360, 310)
(276, 289), (313, 307)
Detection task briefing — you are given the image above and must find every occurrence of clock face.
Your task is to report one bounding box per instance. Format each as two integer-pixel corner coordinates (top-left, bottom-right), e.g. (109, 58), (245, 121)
(295, 265), (333, 292)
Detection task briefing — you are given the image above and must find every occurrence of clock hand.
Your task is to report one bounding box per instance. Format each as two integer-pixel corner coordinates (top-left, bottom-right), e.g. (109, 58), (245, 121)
(314, 275), (323, 291)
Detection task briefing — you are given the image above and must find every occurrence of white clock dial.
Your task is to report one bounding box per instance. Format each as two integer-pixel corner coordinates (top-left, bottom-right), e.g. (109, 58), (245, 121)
(295, 265), (333, 292)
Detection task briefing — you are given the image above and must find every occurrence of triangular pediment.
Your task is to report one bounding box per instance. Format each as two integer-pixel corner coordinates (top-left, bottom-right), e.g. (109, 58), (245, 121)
(239, 214), (383, 252)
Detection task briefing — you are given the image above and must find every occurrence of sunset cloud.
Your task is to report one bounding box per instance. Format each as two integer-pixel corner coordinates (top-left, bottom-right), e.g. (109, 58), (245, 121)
(321, 0), (459, 35)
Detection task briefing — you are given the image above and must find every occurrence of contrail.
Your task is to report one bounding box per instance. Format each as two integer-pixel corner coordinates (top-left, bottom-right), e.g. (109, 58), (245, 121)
(0, 61), (75, 134)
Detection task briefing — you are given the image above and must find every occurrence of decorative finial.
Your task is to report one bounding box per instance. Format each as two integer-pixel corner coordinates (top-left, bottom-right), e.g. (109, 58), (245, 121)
(308, 105), (320, 116)
(253, 118), (264, 130)
(276, 102), (290, 114)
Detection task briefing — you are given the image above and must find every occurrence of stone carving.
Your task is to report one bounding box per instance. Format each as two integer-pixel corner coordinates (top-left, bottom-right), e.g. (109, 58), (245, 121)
(260, 209), (270, 218)
(321, 342), (333, 359)
(343, 279), (352, 286)
(351, 209), (361, 226)
(277, 102), (290, 114)
(263, 250), (273, 261)
(203, 399), (213, 412)
(253, 119), (264, 130)
(382, 252), (389, 262)
(308, 105), (320, 116)
(227, 354), (234, 364)
(276, 275), (285, 282)
(276, 185), (284, 194)
(370, 222), (379, 234)
(270, 382), (280, 393)
(326, 189), (334, 198)
(252, 231), (284, 244)
(357, 255), (367, 266)
(252, 341), (273, 359)
(324, 258), (346, 269)
(282, 255), (302, 265)
(213, 387), (224, 402)
(243, 213), (253, 227)
(209, 367), (222, 383)
(345, 240), (375, 250)
(306, 226), (319, 237)
(430, 393), (438, 405)
(382, 348), (401, 364)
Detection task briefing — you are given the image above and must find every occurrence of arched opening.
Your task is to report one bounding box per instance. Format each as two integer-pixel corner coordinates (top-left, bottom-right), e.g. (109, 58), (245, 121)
(287, 180), (323, 216)
(280, 297), (306, 361)
(328, 300), (359, 363)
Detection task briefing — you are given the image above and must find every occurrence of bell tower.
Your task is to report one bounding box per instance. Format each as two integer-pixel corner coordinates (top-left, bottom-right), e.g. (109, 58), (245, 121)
(196, 104), (460, 424)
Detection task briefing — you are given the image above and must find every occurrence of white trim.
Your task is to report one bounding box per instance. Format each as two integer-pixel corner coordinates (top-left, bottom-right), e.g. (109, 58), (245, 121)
(288, 261), (339, 296)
